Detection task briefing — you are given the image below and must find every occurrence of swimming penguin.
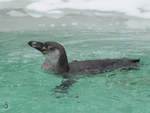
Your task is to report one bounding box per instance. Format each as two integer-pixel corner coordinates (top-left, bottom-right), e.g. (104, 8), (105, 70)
(28, 41), (140, 77)
(28, 41), (140, 93)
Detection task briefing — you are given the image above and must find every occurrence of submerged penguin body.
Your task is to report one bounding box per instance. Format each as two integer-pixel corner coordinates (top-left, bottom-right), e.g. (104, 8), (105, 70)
(28, 41), (140, 76)
(69, 58), (139, 75)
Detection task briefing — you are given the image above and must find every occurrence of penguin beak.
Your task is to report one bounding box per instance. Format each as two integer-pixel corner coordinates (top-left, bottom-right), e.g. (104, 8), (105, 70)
(28, 41), (47, 54)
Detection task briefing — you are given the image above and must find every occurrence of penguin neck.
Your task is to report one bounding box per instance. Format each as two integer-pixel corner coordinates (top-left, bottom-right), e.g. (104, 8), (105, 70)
(42, 47), (70, 74)
(42, 53), (69, 73)
(56, 50), (69, 73)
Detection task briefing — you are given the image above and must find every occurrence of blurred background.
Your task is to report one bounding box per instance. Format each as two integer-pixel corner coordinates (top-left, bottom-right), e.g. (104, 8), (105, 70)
(0, 0), (150, 31)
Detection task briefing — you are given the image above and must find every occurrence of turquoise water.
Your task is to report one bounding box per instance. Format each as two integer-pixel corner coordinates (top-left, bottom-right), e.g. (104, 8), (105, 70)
(1, 28), (150, 113)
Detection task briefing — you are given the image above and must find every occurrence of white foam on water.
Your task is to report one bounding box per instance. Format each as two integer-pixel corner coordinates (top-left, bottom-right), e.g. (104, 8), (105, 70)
(27, 11), (43, 18)
(61, 23), (67, 27)
(0, 0), (14, 2)
(71, 22), (78, 26)
(0, 0), (150, 18)
(7, 10), (27, 17)
(50, 24), (55, 27)
(26, 0), (150, 18)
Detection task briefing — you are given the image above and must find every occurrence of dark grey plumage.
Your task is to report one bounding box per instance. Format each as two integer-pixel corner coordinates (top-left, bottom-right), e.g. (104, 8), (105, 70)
(69, 58), (139, 75)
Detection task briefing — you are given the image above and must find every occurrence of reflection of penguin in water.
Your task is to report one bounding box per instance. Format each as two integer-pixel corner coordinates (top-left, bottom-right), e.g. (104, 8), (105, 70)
(28, 41), (140, 92)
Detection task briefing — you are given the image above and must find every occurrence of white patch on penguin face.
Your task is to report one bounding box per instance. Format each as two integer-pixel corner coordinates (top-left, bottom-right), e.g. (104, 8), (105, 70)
(44, 48), (60, 65)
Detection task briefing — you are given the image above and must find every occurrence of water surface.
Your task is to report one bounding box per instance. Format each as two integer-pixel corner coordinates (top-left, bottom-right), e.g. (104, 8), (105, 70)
(1, 27), (150, 113)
